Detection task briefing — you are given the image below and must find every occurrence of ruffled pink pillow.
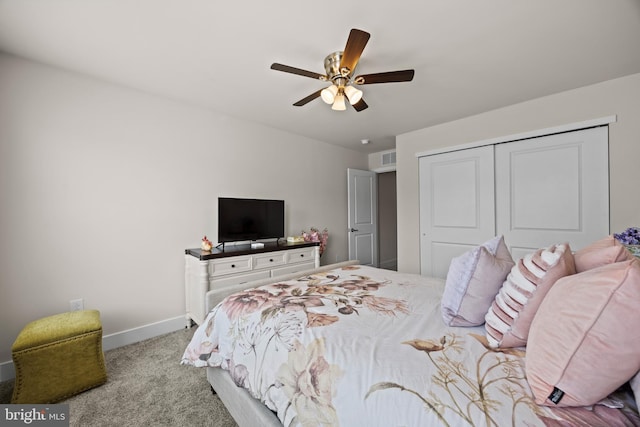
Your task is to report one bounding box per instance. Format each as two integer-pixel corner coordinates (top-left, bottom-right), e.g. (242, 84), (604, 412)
(484, 243), (575, 348)
(526, 259), (640, 406)
(573, 235), (634, 273)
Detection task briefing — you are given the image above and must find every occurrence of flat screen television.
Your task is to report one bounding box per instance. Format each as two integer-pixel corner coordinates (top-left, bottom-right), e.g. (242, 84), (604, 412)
(218, 197), (285, 243)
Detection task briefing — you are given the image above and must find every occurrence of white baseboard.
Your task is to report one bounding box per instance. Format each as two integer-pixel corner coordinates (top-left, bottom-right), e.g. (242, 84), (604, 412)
(102, 315), (188, 352)
(0, 360), (15, 383)
(0, 315), (189, 382)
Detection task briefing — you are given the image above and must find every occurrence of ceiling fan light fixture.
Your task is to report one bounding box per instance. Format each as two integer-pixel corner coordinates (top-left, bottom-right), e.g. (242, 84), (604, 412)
(321, 85), (338, 104)
(331, 93), (347, 111)
(270, 28), (414, 112)
(343, 85), (363, 105)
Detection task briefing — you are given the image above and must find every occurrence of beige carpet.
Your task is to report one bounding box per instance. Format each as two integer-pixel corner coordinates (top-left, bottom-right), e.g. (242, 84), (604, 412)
(0, 328), (238, 427)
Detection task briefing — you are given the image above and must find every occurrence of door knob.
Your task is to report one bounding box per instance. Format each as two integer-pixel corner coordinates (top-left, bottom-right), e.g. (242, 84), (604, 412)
(349, 228), (359, 232)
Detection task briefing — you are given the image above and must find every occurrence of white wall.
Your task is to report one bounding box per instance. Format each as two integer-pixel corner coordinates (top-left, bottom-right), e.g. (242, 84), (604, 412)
(396, 73), (640, 274)
(0, 53), (368, 366)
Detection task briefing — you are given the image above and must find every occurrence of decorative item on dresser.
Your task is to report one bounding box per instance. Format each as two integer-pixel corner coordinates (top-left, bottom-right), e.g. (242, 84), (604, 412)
(184, 241), (320, 326)
(301, 227), (328, 256)
(200, 236), (213, 253)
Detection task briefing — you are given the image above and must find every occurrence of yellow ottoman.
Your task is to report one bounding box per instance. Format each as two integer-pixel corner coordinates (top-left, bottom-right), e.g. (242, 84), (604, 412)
(11, 310), (107, 403)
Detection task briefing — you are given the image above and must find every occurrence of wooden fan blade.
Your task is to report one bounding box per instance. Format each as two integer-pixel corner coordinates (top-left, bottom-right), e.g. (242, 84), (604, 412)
(270, 63), (326, 80)
(293, 89), (322, 106)
(341, 29), (370, 75)
(354, 69), (415, 85)
(352, 98), (368, 112)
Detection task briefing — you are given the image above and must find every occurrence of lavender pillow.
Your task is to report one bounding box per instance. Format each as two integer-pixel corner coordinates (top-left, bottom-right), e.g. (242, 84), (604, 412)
(441, 236), (514, 327)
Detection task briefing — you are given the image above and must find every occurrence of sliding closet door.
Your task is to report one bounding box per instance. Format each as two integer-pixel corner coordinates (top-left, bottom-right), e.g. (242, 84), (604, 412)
(419, 146), (495, 278)
(495, 126), (609, 260)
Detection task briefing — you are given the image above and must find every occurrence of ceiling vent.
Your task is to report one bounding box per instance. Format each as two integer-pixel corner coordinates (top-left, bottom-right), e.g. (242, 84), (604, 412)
(381, 151), (396, 166)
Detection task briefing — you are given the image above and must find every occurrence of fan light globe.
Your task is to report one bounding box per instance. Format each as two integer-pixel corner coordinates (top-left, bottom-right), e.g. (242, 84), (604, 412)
(331, 93), (347, 111)
(344, 86), (363, 105)
(321, 85), (338, 104)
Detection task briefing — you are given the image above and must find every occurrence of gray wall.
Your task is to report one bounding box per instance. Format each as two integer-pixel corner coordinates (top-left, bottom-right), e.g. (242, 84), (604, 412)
(0, 53), (368, 365)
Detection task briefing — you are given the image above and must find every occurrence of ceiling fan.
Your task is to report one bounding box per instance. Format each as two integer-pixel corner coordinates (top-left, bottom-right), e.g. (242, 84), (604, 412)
(270, 28), (415, 112)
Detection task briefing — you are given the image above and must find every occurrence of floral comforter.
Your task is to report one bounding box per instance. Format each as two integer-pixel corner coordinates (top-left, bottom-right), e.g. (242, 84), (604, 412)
(182, 265), (640, 427)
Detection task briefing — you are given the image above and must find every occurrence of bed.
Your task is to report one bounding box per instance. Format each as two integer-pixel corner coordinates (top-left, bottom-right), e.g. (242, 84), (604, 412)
(182, 238), (640, 427)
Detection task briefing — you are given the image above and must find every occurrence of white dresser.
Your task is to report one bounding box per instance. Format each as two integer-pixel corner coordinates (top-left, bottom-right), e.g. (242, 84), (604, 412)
(184, 242), (320, 325)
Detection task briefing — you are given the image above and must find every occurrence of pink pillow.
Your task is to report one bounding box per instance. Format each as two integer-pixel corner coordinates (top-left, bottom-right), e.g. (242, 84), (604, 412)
(526, 259), (640, 407)
(631, 373), (640, 413)
(573, 235), (634, 273)
(484, 243), (575, 348)
(441, 236), (514, 327)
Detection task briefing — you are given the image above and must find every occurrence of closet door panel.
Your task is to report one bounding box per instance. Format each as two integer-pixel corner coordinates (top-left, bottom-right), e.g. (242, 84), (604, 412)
(495, 126), (609, 253)
(419, 146), (495, 278)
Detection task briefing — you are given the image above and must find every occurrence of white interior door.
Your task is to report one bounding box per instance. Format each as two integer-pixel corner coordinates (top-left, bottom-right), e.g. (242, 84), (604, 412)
(419, 146), (496, 278)
(347, 168), (378, 266)
(495, 126), (609, 260)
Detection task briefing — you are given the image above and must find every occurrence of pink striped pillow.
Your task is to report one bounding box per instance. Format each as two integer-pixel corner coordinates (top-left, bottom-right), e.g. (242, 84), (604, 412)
(484, 243), (575, 348)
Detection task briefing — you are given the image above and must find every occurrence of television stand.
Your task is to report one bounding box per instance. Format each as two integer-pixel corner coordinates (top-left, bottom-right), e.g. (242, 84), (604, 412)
(184, 241), (320, 325)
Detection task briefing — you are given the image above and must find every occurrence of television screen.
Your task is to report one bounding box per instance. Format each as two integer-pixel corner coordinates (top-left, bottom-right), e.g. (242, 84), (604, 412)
(218, 197), (285, 243)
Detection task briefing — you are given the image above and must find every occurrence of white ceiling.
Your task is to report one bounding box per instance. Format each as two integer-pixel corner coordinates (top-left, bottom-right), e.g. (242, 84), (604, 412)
(1, 0), (639, 154)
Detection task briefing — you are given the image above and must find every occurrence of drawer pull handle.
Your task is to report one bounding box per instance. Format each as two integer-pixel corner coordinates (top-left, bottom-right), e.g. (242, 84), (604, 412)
(300, 254), (304, 257)
(269, 259), (274, 262)
(231, 264), (236, 268)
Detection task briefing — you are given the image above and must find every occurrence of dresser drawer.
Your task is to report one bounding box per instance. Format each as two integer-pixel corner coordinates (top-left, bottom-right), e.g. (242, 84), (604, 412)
(211, 270), (271, 289)
(286, 247), (317, 264)
(252, 252), (286, 270)
(272, 261), (316, 277)
(208, 255), (252, 277)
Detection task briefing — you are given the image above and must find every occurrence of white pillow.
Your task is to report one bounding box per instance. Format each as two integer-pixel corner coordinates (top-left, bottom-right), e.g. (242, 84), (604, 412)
(441, 235), (514, 327)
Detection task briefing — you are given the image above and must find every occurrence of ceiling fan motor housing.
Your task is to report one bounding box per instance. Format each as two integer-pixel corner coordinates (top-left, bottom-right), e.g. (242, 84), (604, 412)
(324, 51), (352, 85)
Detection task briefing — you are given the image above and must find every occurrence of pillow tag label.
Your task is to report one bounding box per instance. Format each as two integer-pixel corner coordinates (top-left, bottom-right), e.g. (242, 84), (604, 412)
(548, 387), (565, 404)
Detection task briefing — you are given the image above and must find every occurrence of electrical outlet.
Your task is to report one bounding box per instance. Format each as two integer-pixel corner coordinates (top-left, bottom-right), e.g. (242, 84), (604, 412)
(70, 298), (84, 311)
